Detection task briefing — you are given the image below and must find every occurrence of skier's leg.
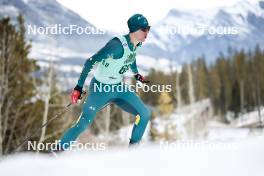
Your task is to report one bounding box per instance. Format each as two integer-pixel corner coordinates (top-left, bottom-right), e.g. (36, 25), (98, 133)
(111, 98), (138, 116)
(116, 91), (151, 144)
(59, 92), (111, 150)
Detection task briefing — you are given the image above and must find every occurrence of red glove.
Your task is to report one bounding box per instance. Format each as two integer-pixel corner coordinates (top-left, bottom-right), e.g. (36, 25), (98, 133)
(134, 73), (150, 83)
(70, 90), (81, 104)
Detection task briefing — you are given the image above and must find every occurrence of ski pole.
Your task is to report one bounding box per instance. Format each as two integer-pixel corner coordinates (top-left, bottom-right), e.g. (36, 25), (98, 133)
(14, 91), (86, 152)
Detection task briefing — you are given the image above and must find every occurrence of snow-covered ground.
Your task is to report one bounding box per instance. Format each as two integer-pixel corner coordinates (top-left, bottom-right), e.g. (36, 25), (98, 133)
(1, 135), (264, 176)
(231, 107), (264, 128)
(1, 100), (264, 176)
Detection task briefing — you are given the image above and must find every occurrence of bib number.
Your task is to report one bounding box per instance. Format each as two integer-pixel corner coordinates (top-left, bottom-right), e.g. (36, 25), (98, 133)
(119, 64), (131, 74)
(102, 60), (109, 67)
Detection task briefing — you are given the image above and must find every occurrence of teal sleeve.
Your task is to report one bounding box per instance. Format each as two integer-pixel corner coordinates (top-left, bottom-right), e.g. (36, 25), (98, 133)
(75, 37), (124, 90)
(130, 59), (138, 74)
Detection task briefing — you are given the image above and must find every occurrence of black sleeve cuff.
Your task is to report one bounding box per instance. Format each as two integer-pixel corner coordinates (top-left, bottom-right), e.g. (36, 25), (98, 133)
(74, 85), (83, 92)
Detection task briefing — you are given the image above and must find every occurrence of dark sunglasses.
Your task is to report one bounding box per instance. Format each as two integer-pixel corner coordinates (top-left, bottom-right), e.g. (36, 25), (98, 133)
(140, 26), (151, 32)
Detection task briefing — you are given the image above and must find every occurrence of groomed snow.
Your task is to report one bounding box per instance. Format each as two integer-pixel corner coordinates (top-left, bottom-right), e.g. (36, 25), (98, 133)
(1, 135), (264, 176)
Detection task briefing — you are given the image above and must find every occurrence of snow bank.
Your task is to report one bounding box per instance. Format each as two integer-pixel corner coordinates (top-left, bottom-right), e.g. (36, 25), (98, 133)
(231, 107), (264, 127)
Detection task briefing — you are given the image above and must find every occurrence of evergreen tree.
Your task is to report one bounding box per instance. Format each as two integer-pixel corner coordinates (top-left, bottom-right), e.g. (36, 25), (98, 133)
(194, 57), (209, 100)
(0, 16), (40, 154)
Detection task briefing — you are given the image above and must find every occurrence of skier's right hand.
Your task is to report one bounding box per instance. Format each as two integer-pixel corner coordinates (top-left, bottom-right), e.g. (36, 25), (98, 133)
(70, 86), (82, 104)
(70, 90), (81, 104)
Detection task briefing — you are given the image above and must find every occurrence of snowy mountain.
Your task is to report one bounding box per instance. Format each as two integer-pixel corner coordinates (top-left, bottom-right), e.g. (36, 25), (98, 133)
(0, 0), (111, 53)
(0, 0), (116, 78)
(1, 0), (264, 88)
(0, 0), (176, 89)
(143, 0), (264, 63)
(1, 0), (264, 65)
(0, 0), (115, 88)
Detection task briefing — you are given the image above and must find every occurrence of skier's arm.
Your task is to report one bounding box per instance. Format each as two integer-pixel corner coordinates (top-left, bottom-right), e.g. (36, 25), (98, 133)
(130, 41), (142, 74)
(130, 60), (139, 74)
(130, 56), (149, 83)
(130, 53), (150, 83)
(74, 37), (123, 92)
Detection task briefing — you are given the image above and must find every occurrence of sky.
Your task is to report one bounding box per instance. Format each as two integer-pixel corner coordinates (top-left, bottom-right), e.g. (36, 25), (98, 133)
(57, 0), (242, 33)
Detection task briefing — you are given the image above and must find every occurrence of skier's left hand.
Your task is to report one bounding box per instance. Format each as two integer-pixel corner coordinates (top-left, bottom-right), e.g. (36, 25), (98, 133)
(134, 73), (150, 84)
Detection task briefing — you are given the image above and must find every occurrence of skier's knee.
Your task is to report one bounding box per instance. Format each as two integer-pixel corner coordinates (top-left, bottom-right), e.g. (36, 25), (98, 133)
(146, 107), (151, 119)
(139, 107), (151, 123)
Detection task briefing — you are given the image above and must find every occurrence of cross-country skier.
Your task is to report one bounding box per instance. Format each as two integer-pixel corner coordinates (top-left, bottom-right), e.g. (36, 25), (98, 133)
(57, 14), (151, 151)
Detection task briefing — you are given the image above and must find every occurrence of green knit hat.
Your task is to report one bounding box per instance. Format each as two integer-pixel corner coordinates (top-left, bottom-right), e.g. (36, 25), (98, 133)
(127, 14), (150, 33)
